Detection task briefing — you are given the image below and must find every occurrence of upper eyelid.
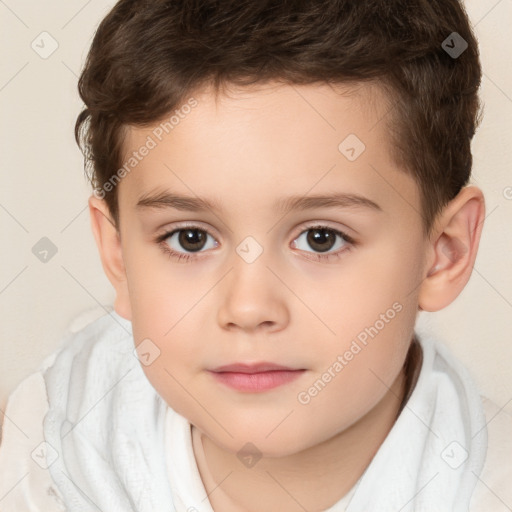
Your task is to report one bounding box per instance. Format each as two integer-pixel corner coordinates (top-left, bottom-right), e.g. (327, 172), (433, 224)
(156, 220), (219, 238)
(157, 220), (351, 236)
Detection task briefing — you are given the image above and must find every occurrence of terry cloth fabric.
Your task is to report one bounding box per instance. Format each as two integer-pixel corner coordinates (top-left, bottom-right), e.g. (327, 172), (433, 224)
(345, 337), (488, 512)
(42, 312), (175, 511)
(0, 311), (492, 511)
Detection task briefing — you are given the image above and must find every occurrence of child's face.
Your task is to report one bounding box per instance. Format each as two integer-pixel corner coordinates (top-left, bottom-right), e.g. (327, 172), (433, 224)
(114, 82), (429, 456)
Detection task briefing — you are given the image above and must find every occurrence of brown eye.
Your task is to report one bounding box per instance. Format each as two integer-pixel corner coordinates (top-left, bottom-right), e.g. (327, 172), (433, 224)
(293, 226), (349, 255)
(291, 224), (356, 263)
(306, 228), (337, 252)
(178, 229), (208, 251)
(164, 228), (217, 253)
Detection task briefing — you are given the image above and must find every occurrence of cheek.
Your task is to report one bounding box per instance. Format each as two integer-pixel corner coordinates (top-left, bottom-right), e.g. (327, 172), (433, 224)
(311, 235), (422, 347)
(300, 238), (422, 411)
(131, 313), (204, 423)
(123, 238), (204, 334)
(293, 301), (417, 447)
(123, 242), (209, 402)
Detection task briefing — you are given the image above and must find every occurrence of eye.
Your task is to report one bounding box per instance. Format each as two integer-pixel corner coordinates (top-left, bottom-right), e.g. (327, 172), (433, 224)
(291, 225), (354, 262)
(158, 226), (218, 262)
(156, 223), (355, 263)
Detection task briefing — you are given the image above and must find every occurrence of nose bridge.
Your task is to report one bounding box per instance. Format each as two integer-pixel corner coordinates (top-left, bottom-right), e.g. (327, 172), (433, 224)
(216, 235), (289, 332)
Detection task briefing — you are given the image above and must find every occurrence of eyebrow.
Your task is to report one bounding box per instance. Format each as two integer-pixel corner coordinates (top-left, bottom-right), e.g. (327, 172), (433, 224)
(136, 190), (382, 215)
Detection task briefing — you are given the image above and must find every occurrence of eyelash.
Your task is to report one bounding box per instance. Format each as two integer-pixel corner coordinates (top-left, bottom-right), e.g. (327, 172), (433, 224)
(155, 223), (356, 264)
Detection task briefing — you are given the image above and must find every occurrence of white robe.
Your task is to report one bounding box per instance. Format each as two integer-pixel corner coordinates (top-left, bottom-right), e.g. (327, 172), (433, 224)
(0, 311), (510, 511)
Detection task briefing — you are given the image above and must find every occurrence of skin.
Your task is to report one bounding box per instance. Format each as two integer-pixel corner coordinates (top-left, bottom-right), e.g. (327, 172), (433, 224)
(89, 81), (485, 511)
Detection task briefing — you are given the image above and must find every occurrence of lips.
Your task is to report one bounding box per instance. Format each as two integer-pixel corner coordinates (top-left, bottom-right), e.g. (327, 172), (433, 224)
(208, 362), (306, 392)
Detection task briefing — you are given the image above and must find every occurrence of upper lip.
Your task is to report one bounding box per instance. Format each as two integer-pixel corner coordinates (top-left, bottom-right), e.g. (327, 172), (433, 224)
(210, 362), (302, 373)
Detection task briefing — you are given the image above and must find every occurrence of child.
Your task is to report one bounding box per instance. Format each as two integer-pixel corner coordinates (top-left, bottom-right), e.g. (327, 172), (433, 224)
(1, 0), (510, 510)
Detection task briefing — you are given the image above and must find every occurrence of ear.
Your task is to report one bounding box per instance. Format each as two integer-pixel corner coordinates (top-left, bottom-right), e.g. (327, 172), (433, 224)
(418, 186), (485, 312)
(88, 195), (132, 320)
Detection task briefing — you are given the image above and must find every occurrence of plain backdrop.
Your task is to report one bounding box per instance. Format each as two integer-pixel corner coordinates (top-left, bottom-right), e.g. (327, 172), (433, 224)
(1, 0), (511, 420)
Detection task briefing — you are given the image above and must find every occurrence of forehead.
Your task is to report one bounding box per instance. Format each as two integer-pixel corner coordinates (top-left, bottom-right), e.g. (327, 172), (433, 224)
(122, 80), (392, 159)
(117, 81), (420, 226)
(125, 80), (391, 149)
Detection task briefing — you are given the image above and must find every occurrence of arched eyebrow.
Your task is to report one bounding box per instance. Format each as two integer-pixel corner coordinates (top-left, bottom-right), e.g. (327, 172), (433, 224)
(136, 191), (382, 215)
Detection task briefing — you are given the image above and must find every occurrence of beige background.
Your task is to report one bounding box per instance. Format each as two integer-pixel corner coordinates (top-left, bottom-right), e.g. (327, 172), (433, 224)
(1, 0), (511, 420)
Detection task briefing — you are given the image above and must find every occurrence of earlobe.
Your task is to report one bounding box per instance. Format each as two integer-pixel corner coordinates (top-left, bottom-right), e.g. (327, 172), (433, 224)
(88, 196), (132, 320)
(418, 186), (485, 312)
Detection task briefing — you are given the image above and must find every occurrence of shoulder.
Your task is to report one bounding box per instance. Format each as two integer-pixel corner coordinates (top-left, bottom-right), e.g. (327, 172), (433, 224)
(0, 307), (127, 511)
(470, 396), (512, 511)
(0, 368), (66, 511)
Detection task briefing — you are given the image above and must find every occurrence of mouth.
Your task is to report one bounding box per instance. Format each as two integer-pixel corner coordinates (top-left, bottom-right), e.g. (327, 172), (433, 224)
(208, 362), (306, 392)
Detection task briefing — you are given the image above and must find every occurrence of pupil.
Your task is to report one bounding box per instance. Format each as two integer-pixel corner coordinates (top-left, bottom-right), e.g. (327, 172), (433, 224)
(307, 228), (335, 252)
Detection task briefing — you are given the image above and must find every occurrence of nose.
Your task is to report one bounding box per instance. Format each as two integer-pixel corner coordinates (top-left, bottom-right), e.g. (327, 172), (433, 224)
(216, 256), (290, 334)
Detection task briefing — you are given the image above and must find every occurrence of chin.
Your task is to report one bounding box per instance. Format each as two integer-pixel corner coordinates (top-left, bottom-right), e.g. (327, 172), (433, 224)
(207, 423), (315, 459)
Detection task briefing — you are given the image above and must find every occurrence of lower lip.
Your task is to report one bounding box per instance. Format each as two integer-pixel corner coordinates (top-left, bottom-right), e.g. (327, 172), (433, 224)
(209, 370), (305, 392)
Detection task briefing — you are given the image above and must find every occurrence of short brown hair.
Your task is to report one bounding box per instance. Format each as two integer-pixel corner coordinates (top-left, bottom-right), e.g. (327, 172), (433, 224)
(75, 0), (482, 233)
